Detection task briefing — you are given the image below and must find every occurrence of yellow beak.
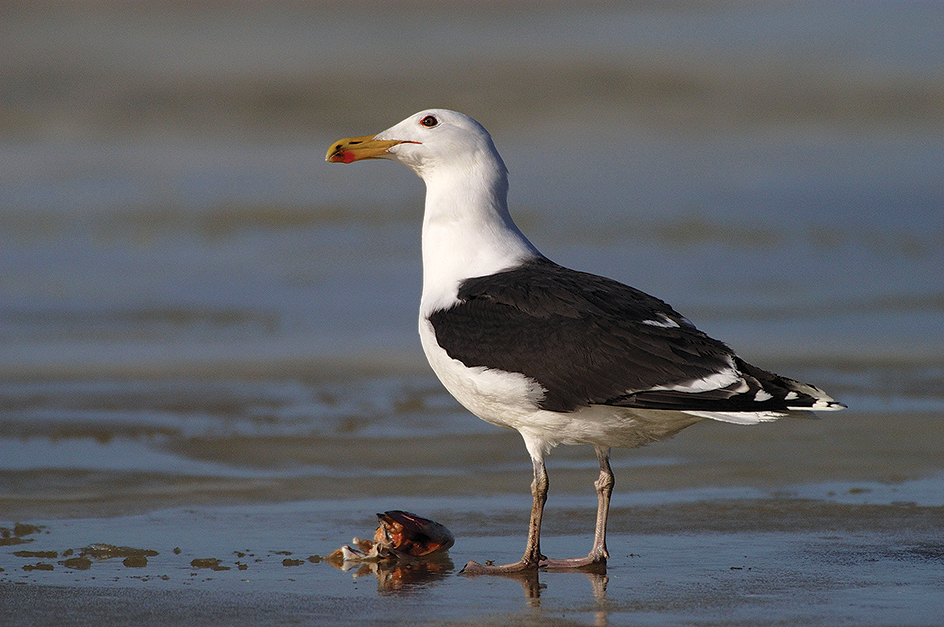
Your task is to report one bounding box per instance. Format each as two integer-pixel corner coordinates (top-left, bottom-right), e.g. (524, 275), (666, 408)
(325, 134), (417, 164)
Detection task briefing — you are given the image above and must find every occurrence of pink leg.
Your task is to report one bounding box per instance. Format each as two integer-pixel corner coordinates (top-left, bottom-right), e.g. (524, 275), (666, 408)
(540, 446), (611, 570)
(462, 445), (612, 575)
(462, 455), (548, 573)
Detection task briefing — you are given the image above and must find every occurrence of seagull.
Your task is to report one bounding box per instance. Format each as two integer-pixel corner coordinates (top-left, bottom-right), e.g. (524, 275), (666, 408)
(326, 109), (845, 574)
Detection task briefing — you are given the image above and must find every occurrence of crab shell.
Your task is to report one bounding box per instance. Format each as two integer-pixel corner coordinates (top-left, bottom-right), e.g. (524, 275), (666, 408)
(374, 510), (455, 557)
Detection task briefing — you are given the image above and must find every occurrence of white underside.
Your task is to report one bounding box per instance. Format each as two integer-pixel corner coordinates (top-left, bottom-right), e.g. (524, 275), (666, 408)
(418, 317), (785, 458)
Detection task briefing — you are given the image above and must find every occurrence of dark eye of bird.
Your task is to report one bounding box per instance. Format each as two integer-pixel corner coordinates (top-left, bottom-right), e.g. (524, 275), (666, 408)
(420, 115), (438, 128)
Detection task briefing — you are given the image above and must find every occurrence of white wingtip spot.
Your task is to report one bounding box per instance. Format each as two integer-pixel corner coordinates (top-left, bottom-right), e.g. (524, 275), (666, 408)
(803, 399), (847, 411)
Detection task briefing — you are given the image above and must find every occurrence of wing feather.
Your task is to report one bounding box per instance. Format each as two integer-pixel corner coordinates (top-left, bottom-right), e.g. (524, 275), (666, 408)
(429, 257), (844, 415)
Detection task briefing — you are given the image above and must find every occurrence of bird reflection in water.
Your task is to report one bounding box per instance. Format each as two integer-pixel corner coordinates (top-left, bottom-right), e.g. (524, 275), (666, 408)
(466, 565), (609, 605)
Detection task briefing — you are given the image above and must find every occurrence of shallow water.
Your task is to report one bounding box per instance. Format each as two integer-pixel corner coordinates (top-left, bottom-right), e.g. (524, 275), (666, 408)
(2, 372), (943, 625)
(2, 2), (943, 625)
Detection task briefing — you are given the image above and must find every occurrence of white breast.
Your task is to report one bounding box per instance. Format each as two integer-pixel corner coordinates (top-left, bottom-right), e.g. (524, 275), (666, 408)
(418, 316), (545, 430)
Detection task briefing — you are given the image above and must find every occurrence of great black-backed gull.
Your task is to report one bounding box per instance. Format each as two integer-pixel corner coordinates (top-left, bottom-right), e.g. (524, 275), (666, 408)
(326, 109), (845, 574)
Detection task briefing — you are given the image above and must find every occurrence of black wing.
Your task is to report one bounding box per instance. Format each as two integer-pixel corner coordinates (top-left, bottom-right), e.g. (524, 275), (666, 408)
(428, 257), (750, 413)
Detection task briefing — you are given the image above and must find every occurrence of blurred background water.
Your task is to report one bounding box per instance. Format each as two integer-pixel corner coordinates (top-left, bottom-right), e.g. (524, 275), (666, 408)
(1, 2), (943, 623)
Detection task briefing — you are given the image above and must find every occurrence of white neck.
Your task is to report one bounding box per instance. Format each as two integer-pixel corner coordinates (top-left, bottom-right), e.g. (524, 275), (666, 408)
(419, 160), (539, 315)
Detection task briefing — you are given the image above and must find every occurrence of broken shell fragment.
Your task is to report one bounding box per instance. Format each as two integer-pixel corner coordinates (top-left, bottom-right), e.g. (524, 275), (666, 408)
(328, 510), (454, 564)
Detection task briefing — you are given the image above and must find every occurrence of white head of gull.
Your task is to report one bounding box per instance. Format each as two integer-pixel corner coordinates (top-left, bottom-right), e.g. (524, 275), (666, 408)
(327, 109), (845, 574)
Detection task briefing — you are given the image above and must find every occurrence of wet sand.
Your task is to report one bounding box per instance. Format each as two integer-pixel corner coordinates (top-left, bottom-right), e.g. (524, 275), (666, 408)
(3, 398), (944, 626)
(2, 493), (943, 626)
